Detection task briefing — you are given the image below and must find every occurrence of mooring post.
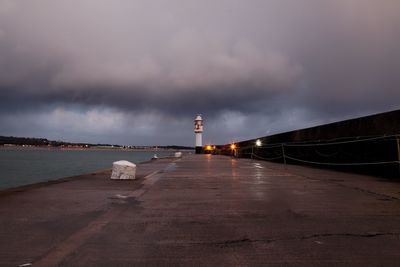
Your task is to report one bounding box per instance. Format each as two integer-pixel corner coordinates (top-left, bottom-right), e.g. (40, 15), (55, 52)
(397, 136), (400, 178)
(281, 143), (287, 165)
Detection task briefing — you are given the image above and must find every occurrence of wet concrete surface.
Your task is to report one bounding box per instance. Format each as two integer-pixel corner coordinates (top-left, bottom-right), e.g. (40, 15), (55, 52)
(1, 155), (400, 266)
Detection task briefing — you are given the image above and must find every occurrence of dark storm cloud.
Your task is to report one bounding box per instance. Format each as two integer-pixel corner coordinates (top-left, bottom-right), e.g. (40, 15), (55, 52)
(0, 0), (400, 145)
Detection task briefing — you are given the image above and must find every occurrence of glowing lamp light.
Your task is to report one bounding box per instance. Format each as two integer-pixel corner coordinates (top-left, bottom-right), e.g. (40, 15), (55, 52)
(255, 139), (262, 147)
(230, 144), (236, 150)
(206, 145), (213, 151)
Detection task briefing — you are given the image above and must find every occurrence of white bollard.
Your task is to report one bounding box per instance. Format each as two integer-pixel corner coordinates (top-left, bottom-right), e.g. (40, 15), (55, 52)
(110, 160), (136, 180)
(175, 152), (182, 158)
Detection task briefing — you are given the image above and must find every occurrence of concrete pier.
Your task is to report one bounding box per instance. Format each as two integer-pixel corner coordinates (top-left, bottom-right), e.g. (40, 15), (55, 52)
(1, 155), (400, 266)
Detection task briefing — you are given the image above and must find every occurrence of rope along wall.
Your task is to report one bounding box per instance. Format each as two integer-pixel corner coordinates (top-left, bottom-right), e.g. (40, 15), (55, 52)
(235, 134), (400, 167)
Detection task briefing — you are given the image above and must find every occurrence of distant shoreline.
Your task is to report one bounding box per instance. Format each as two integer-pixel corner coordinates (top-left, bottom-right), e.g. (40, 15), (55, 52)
(0, 146), (194, 152)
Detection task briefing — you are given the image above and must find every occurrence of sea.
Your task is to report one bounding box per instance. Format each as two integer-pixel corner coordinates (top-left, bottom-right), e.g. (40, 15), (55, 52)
(0, 148), (176, 190)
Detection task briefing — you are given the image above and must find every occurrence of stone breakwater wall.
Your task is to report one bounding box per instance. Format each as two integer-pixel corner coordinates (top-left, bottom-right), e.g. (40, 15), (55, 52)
(217, 109), (400, 178)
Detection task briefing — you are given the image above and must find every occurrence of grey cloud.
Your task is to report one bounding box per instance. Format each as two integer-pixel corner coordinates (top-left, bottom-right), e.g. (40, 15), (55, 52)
(0, 0), (400, 144)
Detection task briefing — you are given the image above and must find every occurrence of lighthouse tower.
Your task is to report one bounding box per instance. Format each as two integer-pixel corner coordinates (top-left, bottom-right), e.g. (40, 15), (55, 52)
(194, 114), (203, 154)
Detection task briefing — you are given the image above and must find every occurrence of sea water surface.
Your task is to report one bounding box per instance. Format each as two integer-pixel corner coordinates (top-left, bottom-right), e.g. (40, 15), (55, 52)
(0, 148), (175, 190)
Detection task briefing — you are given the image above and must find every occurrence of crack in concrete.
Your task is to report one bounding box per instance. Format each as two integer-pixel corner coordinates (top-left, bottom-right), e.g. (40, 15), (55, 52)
(191, 232), (400, 248)
(299, 232), (400, 239)
(275, 168), (400, 201)
(334, 183), (400, 201)
(214, 238), (253, 246)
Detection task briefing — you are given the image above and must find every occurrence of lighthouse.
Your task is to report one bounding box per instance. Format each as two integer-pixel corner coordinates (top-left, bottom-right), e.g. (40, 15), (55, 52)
(194, 114), (203, 154)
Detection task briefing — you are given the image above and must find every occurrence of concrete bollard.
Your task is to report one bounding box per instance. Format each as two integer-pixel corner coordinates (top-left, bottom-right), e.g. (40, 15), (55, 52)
(175, 152), (182, 158)
(110, 160), (136, 180)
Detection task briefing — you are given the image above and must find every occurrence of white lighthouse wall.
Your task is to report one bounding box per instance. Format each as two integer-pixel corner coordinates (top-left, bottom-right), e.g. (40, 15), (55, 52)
(195, 133), (202, 147)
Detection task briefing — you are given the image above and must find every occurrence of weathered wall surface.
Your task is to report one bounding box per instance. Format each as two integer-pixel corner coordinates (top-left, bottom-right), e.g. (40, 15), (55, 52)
(217, 110), (400, 178)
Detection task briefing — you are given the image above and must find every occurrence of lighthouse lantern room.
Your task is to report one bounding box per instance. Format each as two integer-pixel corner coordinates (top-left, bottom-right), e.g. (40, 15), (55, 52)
(194, 115), (203, 154)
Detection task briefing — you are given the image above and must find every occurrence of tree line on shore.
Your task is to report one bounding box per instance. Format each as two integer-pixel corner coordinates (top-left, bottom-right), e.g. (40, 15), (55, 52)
(0, 136), (193, 150)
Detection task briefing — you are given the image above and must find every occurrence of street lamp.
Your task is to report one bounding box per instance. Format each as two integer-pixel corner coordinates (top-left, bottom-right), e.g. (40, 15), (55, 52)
(256, 139), (262, 147)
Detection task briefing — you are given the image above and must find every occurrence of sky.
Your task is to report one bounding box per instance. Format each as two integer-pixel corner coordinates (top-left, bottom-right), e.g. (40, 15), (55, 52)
(0, 0), (399, 146)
